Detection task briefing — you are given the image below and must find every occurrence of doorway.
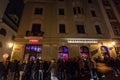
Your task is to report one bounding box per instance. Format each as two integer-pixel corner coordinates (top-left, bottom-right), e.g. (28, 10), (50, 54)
(80, 46), (89, 60)
(58, 46), (69, 60)
(24, 44), (42, 61)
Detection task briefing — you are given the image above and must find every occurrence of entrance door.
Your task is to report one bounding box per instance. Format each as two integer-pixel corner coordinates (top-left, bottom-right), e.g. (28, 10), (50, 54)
(80, 46), (89, 60)
(58, 46), (69, 60)
(24, 44), (42, 61)
(80, 46), (89, 71)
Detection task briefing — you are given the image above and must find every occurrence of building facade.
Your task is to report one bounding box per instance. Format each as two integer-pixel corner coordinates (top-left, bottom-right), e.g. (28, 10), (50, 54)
(12, 0), (119, 61)
(0, 0), (24, 61)
(98, 0), (120, 56)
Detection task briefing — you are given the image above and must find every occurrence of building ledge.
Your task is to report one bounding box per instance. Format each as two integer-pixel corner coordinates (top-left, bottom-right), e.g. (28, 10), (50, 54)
(24, 36), (43, 39)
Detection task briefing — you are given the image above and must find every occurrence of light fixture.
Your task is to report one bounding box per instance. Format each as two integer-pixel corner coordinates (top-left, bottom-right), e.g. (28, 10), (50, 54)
(8, 43), (13, 48)
(68, 40), (98, 43)
(111, 41), (116, 46)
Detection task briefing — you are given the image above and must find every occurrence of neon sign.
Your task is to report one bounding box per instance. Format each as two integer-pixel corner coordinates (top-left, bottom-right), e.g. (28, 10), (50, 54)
(29, 39), (39, 43)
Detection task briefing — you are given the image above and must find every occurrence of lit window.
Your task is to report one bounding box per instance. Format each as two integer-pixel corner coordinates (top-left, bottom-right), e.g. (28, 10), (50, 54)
(80, 46), (89, 59)
(58, 46), (69, 60)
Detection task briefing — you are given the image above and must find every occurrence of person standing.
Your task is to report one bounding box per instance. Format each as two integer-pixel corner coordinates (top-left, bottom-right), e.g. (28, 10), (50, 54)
(47, 59), (58, 80)
(0, 61), (9, 80)
(19, 61), (25, 80)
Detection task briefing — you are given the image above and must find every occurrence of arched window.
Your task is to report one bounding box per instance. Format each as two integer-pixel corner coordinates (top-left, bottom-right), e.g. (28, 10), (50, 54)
(58, 46), (69, 60)
(0, 28), (7, 36)
(80, 46), (89, 59)
(24, 44), (42, 61)
(101, 46), (110, 58)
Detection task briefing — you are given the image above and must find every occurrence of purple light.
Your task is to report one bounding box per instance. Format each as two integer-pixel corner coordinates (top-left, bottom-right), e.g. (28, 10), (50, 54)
(58, 53), (69, 60)
(81, 53), (88, 58)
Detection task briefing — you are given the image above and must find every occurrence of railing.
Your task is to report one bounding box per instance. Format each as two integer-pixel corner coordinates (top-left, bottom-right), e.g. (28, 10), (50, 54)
(26, 31), (44, 37)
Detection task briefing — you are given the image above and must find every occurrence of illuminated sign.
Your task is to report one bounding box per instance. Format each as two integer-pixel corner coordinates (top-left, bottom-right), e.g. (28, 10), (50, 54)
(66, 38), (99, 43)
(68, 40), (98, 43)
(29, 39), (39, 43)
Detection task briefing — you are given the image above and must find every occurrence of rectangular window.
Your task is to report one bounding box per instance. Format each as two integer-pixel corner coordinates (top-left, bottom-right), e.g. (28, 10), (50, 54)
(59, 0), (64, 1)
(73, 7), (77, 14)
(59, 24), (66, 33)
(59, 8), (64, 15)
(77, 25), (85, 34)
(73, 7), (84, 15)
(77, 7), (81, 14)
(88, 0), (92, 3)
(95, 25), (102, 34)
(32, 24), (41, 36)
(34, 8), (43, 15)
(91, 10), (97, 17)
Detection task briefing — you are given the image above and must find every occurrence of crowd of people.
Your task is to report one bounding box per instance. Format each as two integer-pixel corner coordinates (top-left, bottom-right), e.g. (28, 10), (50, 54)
(0, 56), (120, 80)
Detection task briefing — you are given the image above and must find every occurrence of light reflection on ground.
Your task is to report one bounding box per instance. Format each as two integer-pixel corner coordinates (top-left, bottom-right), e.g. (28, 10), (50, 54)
(97, 63), (112, 73)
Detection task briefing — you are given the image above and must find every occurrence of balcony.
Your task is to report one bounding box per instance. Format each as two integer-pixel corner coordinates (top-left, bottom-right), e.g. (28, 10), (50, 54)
(24, 30), (44, 39)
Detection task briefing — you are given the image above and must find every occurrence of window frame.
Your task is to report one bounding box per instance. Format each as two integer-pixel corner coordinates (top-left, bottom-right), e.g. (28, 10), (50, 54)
(0, 28), (7, 36)
(31, 24), (41, 36)
(91, 10), (97, 17)
(59, 8), (65, 15)
(34, 8), (43, 15)
(95, 25), (102, 34)
(76, 24), (85, 34)
(59, 24), (66, 33)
